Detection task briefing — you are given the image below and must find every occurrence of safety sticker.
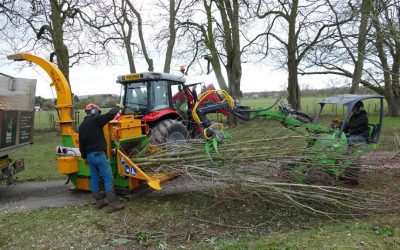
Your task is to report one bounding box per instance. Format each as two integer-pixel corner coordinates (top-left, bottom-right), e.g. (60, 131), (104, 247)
(120, 157), (126, 165)
(124, 165), (130, 175)
(131, 167), (137, 176)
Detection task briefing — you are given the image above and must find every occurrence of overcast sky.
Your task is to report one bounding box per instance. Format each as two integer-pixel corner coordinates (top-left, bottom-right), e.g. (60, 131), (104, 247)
(0, 55), (336, 99)
(0, 1), (338, 99)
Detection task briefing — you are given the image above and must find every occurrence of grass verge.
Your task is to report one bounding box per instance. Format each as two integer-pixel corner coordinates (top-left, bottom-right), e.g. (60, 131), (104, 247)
(0, 192), (399, 249)
(9, 131), (63, 182)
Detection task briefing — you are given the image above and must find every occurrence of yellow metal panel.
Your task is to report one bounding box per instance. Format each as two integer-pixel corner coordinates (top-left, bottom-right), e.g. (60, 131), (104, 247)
(57, 156), (78, 174)
(117, 150), (161, 190)
(110, 115), (144, 140)
(72, 133), (79, 148)
(0, 158), (10, 167)
(77, 178), (90, 191)
(103, 125), (112, 158)
(124, 74), (141, 81)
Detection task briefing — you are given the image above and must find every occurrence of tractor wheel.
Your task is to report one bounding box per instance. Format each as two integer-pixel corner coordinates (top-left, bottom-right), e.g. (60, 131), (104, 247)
(149, 119), (189, 145)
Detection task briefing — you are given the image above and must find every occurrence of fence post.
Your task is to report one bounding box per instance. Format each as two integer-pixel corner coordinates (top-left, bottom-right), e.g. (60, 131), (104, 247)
(49, 113), (55, 131)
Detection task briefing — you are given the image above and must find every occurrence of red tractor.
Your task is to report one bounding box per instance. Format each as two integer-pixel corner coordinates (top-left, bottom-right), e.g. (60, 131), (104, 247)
(117, 72), (229, 144)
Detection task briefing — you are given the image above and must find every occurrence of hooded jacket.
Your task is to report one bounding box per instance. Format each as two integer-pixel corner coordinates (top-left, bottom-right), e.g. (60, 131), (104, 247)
(78, 106), (120, 159)
(344, 110), (369, 138)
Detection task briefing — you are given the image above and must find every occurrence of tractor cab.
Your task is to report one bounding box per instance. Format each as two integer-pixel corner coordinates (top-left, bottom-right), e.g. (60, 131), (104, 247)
(316, 94), (384, 144)
(117, 72), (192, 117)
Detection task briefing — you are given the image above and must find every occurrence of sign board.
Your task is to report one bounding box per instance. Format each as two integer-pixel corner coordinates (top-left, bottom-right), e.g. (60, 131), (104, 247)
(0, 110), (34, 152)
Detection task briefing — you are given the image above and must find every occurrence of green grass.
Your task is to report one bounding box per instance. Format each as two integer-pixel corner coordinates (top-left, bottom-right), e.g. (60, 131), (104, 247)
(198, 217), (400, 249)
(241, 96), (386, 116)
(0, 192), (399, 249)
(9, 132), (63, 182)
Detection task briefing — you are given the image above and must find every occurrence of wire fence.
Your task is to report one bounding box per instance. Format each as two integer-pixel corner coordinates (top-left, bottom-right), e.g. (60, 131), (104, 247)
(33, 98), (386, 131)
(34, 110), (83, 131)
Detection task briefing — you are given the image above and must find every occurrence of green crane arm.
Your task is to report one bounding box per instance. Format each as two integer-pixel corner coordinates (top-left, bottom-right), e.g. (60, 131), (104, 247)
(249, 108), (332, 134)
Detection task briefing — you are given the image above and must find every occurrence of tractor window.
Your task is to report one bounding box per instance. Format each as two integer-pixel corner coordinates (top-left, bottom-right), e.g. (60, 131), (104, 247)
(150, 81), (170, 111)
(125, 82), (148, 114)
(171, 83), (188, 111)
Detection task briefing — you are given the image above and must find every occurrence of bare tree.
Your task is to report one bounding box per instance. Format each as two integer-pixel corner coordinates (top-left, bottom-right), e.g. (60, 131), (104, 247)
(349, 0), (374, 93)
(0, 0), (102, 84)
(304, 0), (400, 116)
(125, 0), (154, 72)
(255, 0), (348, 110)
(78, 0), (155, 73)
(159, 0), (184, 73)
(180, 0), (249, 98)
(369, 1), (400, 116)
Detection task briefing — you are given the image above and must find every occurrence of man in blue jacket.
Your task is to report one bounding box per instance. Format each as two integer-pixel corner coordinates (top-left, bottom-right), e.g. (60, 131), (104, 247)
(79, 103), (124, 212)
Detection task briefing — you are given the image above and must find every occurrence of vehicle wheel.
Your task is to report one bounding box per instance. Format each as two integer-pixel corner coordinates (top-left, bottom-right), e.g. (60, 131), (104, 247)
(149, 119), (189, 145)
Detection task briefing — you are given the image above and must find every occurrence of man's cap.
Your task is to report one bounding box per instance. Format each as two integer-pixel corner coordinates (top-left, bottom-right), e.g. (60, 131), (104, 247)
(85, 103), (100, 113)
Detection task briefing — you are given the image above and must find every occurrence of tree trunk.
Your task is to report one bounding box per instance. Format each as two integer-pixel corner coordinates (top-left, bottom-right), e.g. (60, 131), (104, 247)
(204, 0), (229, 91)
(287, 0), (300, 110)
(125, 40), (136, 73)
(231, 0), (242, 98)
(371, 7), (399, 116)
(122, 10), (136, 73)
(386, 94), (400, 116)
(126, 0), (153, 72)
(350, 0), (373, 94)
(287, 60), (301, 110)
(164, 0), (176, 73)
(50, 0), (70, 84)
(226, 46), (242, 98)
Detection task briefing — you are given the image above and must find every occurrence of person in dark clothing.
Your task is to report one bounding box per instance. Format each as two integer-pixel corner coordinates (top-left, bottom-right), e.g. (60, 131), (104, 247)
(344, 101), (369, 145)
(79, 103), (124, 212)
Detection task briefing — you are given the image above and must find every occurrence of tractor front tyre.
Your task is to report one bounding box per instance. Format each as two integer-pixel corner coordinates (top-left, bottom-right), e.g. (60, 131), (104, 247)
(149, 119), (189, 145)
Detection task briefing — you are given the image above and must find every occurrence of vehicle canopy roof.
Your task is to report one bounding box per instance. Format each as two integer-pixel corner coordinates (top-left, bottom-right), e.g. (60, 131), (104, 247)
(319, 94), (383, 108)
(117, 72), (186, 84)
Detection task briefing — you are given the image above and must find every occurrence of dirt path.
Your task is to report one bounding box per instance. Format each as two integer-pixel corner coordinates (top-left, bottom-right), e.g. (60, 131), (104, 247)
(0, 180), (92, 212)
(0, 177), (214, 212)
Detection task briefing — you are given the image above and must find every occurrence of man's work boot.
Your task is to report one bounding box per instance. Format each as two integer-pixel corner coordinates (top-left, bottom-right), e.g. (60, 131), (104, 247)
(93, 192), (108, 209)
(106, 192), (124, 213)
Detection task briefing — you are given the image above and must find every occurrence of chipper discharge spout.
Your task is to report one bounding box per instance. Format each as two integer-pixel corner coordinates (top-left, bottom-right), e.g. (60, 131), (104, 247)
(8, 53), (174, 193)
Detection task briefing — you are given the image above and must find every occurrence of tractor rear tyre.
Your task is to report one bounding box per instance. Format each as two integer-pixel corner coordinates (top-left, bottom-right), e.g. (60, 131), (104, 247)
(149, 119), (189, 145)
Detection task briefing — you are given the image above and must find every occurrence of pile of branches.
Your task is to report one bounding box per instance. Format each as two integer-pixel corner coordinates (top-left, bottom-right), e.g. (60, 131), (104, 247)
(126, 123), (400, 216)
